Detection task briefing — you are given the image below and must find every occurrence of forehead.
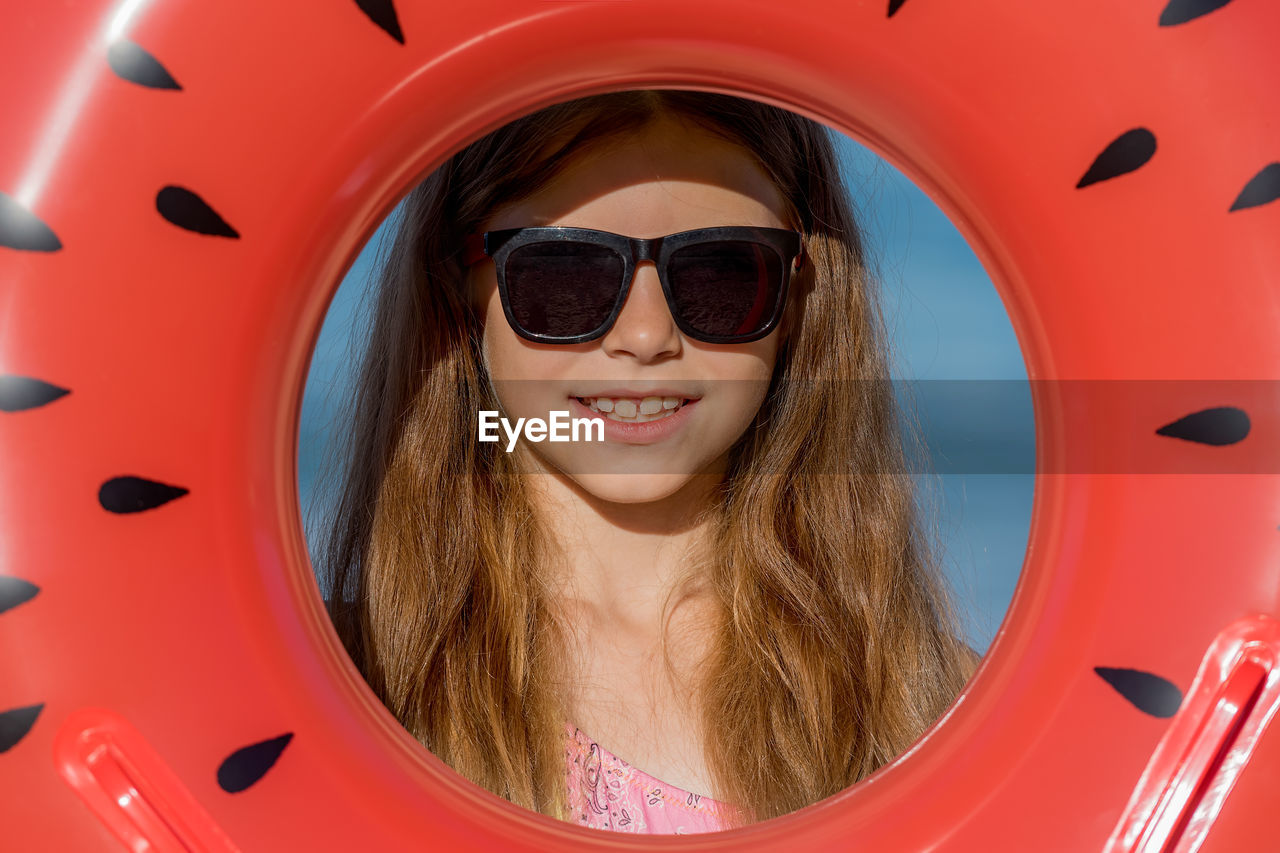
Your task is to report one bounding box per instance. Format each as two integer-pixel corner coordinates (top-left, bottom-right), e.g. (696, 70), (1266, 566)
(485, 118), (791, 235)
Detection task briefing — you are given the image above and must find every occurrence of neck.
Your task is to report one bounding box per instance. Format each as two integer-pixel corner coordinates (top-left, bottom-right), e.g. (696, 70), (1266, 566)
(523, 458), (726, 625)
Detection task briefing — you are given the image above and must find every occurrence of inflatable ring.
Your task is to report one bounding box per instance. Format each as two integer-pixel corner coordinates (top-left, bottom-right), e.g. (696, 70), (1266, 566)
(3, 0), (1278, 849)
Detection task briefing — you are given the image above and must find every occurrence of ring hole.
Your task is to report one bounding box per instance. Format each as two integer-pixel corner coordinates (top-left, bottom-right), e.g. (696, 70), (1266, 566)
(297, 88), (1030, 835)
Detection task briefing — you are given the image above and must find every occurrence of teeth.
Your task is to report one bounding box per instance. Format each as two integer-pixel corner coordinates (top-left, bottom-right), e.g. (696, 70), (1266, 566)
(576, 395), (691, 423)
(605, 409), (676, 423)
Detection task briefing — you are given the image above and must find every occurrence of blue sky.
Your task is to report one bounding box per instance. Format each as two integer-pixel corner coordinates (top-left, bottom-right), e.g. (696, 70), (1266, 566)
(298, 132), (1034, 652)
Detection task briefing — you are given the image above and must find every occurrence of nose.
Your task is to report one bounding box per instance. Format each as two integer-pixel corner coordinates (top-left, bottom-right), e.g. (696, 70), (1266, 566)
(599, 260), (682, 361)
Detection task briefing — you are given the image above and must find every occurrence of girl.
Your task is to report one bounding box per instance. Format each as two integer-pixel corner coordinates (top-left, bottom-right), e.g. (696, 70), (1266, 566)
(317, 89), (977, 834)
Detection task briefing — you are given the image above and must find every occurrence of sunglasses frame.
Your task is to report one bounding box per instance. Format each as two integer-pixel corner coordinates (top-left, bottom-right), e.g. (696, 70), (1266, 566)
(461, 225), (806, 345)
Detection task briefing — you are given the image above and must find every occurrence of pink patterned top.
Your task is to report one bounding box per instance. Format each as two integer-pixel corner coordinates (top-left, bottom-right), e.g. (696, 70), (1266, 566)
(564, 723), (731, 834)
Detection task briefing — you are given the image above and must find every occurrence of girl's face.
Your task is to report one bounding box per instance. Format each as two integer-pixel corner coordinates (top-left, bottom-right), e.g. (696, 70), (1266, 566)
(468, 117), (793, 504)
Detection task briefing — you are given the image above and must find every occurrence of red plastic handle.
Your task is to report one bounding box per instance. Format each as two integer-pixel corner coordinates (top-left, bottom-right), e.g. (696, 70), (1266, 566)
(1108, 619), (1280, 853)
(54, 708), (240, 853)
(1135, 656), (1268, 852)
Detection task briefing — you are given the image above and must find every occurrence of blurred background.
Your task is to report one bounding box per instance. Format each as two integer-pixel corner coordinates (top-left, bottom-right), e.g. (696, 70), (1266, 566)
(297, 129), (1035, 653)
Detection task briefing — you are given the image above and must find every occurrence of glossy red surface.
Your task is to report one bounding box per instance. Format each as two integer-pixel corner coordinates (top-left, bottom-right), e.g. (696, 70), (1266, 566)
(1, 0), (1277, 850)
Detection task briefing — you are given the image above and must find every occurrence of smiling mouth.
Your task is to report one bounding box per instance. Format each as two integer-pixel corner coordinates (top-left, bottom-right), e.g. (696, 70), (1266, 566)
(573, 395), (696, 423)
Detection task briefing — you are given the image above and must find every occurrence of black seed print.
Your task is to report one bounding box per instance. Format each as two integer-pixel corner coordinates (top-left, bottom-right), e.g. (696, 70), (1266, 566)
(0, 704), (43, 753)
(1094, 667), (1182, 718)
(887, 0), (908, 16)
(156, 186), (239, 238)
(1229, 163), (1280, 212)
(0, 375), (70, 412)
(217, 733), (293, 793)
(1159, 0), (1233, 27)
(1077, 129), (1157, 188)
(106, 40), (182, 90)
(0, 577), (40, 615)
(0, 191), (61, 252)
(355, 0), (404, 44)
(1156, 406), (1250, 446)
(99, 476), (189, 514)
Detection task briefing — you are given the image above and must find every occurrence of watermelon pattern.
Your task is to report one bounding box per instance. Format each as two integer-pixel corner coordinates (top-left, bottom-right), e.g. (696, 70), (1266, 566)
(2, 0), (1277, 849)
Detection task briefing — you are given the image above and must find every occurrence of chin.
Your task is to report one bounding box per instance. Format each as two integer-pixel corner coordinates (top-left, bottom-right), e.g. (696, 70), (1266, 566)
(570, 472), (696, 504)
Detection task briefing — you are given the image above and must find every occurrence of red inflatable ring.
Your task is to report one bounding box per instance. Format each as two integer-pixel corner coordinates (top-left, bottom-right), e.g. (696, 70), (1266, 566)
(3, 0), (1279, 850)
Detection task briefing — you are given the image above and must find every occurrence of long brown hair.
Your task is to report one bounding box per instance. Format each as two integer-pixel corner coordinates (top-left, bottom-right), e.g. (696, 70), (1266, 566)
(314, 89), (976, 827)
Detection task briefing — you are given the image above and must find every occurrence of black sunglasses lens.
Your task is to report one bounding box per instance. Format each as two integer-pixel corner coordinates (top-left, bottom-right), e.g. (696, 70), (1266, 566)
(504, 241), (623, 338)
(667, 241), (784, 339)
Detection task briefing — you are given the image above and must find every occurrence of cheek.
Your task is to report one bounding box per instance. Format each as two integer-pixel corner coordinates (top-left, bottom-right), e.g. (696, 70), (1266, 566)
(757, 338), (781, 376)
(708, 342), (779, 432)
(731, 334), (782, 383)
(482, 328), (527, 389)
(477, 285), (520, 378)
(719, 383), (770, 434)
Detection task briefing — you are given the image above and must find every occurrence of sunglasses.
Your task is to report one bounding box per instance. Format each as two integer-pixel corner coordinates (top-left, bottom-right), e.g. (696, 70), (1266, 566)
(461, 225), (806, 344)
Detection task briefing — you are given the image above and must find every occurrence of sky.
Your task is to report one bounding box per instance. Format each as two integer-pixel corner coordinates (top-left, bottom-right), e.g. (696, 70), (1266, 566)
(297, 130), (1034, 652)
